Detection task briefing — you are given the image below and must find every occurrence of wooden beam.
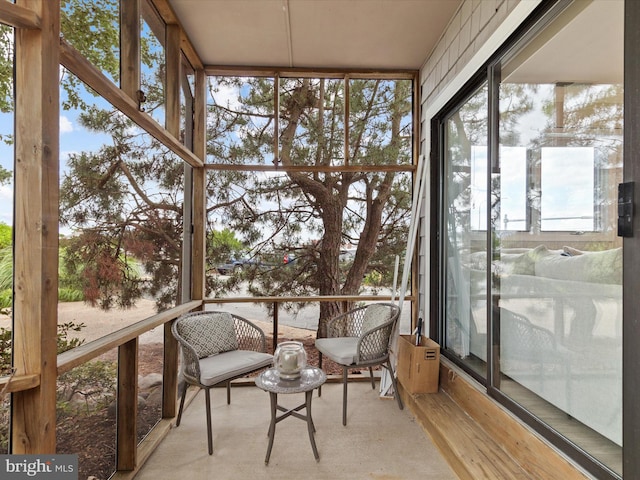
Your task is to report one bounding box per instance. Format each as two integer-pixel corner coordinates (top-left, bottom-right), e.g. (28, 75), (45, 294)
(205, 65), (417, 79)
(0, 374), (39, 394)
(273, 75), (279, 163)
(120, 0), (140, 98)
(59, 39), (203, 168)
(0, 1), (41, 29)
(148, 0), (179, 25)
(204, 163), (415, 173)
(191, 68), (207, 301)
(344, 76), (350, 164)
(437, 360), (590, 480)
(204, 294), (415, 305)
(12, 0), (60, 454)
(162, 320), (178, 419)
(149, 0), (203, 70)
(141, 0), (166, 49)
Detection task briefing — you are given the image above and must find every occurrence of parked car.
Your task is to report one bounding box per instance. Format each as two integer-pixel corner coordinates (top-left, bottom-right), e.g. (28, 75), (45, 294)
(216, 257), (255, 275)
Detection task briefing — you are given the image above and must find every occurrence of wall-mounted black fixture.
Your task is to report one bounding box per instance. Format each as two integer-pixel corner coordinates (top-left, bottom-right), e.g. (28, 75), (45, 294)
(618, 182), (634, 237)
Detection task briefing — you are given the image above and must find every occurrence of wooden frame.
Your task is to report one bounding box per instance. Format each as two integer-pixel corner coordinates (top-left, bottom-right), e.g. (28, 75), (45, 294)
(204, 70), (418, 172)
(11, 0), (60, 454)
(1, 0), (419, 476)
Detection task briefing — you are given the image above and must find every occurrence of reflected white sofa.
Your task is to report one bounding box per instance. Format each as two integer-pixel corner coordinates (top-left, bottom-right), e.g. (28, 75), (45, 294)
(456, 245), (622, 445)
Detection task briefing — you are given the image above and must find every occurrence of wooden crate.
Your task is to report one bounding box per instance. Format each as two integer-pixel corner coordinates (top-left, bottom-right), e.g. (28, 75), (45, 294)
(397, 335), (440, 394)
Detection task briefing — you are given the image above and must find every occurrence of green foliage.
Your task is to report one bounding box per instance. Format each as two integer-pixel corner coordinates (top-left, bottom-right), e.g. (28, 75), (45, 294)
(0, 25), (13, 115)
(363, 270), (384, 287)
(57, 39), (412, 315)
(208, 229), (246, 268)
(58, 288), (84, 303)
(0, 321), (85, 375)
(60, 232), (143, 310)
(0, 246), (10, 291)
(0, 244), (85, 308)
(0, 167), (10, 186)
(0, 327), (10, 376)
(0, 290), (10, 313)
(57, 321), (87, 353)
(205, 76), (412, 314)
(0, 246), (10, 311)
(56, 360), (116, 417)
(0, 321), (91, 450)
(0, 224), (10, 248)
(60, 0), (120, 110)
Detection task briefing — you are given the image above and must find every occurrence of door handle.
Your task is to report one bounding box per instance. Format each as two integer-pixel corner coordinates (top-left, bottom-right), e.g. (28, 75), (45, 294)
(618, 182), (634, 237)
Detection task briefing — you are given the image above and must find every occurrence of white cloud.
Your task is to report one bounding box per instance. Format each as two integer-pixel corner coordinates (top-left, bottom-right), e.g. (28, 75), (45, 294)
(60, 115), (73, 134)
(211, 82), (241, 110)
(60, 150), (78, 164)
(0, 184), (13, 225)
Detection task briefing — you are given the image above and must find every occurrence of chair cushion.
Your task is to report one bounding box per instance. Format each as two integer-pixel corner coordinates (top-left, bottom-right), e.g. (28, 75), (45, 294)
(179, 312), (239, 358)
(315, 337), (359, 365)
(361, 304), (392, 333)
(199, 349), (274, 386)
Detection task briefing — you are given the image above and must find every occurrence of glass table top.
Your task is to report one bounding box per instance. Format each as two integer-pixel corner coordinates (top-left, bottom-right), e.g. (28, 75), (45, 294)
(255, 367), (326, 394)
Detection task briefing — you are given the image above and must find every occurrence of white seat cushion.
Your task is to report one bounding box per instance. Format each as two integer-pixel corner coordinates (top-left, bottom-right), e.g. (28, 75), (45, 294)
(199, 349), (273, 386)
(315, 337), (359, 365)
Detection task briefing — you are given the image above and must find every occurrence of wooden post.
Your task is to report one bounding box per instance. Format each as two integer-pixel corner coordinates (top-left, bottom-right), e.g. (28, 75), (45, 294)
(117, 339), (138, 470)
(162, 22), (181, 420)
(11, 0), (60, 453)
(192, 68), (207, 302)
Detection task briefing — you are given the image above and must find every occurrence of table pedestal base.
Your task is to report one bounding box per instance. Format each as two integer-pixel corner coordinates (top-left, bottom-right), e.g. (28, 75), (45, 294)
(265, 390), (319, 465)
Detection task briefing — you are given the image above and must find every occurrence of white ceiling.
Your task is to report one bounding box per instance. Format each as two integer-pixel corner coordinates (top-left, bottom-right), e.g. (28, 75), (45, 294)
(166, 0), (462, 70)
(502, 0), (624, 84)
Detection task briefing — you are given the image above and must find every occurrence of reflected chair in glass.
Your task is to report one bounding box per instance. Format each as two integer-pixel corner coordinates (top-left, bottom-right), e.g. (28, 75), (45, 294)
(315, 303), (404, 425)
(500, 308), (571, 407)
(171, 311), (273, 454)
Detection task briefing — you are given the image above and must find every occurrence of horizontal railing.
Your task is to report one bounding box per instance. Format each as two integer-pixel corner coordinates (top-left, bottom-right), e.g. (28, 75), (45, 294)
(204, 294), (412, 349)
(57, 300), (201, 375)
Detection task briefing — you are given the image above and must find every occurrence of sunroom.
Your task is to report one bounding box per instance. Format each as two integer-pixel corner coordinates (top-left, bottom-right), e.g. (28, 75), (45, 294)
(0, 1), (637, 479)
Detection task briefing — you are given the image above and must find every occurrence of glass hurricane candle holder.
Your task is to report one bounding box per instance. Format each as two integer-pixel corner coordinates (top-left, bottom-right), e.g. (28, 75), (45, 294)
(273, 341), (307, 380)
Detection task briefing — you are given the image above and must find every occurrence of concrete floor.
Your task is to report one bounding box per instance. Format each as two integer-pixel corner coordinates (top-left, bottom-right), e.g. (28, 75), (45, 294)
(134, 380), (458, 480)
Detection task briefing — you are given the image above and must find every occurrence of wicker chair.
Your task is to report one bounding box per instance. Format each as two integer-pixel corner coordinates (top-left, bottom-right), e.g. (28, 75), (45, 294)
(171, 311), (273, 455)
(315, 303), (403, 425)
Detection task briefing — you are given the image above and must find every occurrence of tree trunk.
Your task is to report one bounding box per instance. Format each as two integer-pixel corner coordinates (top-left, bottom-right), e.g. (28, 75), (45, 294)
(317, 200), (344, 338)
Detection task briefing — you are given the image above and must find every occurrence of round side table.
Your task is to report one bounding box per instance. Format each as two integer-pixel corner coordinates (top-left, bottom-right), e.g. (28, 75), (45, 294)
(255, 366), (327, 465)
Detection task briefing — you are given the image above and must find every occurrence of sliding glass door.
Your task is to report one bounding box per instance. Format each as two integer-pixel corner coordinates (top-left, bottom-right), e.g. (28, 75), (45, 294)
(440, 1), (623, 476)
(442, 83), (489, 380)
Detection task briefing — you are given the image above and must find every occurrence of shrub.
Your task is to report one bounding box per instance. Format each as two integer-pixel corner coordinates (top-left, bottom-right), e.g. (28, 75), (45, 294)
(0, 321), (90, 451)
(0, 224), (10, 250)
(0, 290), (10, 312)
(56, 360), (117, 417)
(58, 288), (84, 303)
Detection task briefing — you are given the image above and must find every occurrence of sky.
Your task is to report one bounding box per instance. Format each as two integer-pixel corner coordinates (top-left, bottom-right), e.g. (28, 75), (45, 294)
(0, 99), (112, 230)
(470, 144), (595, 233)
